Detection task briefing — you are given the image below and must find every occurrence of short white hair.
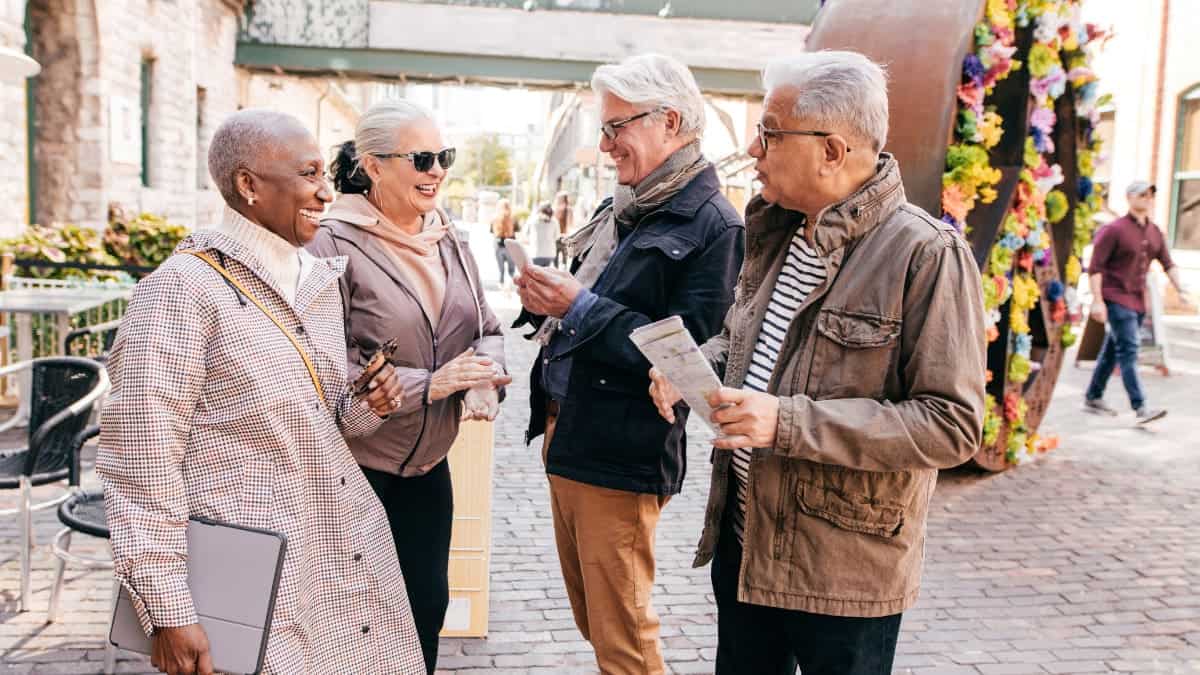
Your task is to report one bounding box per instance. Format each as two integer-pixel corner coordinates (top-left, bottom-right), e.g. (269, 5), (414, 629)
(590, 53), (706, 138)
(762, 51), (890, 152)
(208, 109), (308, 203)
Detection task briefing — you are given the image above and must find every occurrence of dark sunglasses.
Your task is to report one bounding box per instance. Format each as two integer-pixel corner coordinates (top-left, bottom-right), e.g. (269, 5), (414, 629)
(601, 108), (665, 141)
(374, 147), (457, 172)
(755, 121), (852, 154)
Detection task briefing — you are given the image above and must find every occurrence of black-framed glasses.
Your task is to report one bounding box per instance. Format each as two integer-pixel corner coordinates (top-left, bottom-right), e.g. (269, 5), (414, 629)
(755, 121), (851, 154)
(374, 147), (457, 172)
(601, 108), (664, 141)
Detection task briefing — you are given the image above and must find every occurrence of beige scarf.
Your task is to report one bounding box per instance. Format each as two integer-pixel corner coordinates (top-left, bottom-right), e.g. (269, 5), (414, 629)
(532, 140), (710, 345)
(327, 194), (450, 324)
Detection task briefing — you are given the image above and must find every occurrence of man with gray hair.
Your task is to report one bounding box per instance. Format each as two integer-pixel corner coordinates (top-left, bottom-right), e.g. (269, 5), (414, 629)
(650, 50), (987, 673)
(515, 53), (744, 674)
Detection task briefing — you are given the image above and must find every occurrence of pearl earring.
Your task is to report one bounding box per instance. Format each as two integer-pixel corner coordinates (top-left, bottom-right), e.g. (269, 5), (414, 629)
(247, 196), (256, 205)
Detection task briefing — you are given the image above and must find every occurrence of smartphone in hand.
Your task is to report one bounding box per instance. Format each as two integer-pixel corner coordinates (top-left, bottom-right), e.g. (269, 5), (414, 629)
(504, 239), (531, 271)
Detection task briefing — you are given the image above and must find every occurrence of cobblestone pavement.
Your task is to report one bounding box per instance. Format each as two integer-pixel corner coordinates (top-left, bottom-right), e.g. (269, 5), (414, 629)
(1, 291), (1198, 674)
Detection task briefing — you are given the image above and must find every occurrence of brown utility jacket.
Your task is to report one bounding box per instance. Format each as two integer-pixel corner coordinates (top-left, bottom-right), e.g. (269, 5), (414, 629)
(694, 154), (987, 617)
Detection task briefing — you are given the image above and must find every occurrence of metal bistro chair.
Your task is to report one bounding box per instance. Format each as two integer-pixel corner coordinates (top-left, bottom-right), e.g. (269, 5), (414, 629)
(0, 357), (109, 611)
(46, 445), (120, 674)
(63, 317), (123, 363)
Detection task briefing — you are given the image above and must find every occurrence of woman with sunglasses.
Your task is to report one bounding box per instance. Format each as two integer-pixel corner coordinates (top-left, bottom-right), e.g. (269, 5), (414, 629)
(309, 99), (510, 674)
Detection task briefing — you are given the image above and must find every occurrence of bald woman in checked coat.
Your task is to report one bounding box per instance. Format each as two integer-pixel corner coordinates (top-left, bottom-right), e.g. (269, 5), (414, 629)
(97, 110), (424, 675)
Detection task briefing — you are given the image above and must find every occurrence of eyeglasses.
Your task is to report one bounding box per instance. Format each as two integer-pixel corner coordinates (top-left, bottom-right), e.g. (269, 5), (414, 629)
(755, 122), (852, 154)
(601, 108), (664, 141)
(374, 147), (457, 172)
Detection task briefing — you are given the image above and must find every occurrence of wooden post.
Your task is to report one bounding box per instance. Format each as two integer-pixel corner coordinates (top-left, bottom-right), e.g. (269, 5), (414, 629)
(441, 420), (495, 638)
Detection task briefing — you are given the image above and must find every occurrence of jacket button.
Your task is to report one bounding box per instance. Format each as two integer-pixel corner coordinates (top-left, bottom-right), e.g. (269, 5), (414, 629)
(543, 358), (549, 365)
(361, 625), (370, 634)
(599, 378), (607, 385)
(671, 249), (681, 255)
(569, 329), (576, 336)
(340, 476), (346, 486)
(353, 553), (362, 562)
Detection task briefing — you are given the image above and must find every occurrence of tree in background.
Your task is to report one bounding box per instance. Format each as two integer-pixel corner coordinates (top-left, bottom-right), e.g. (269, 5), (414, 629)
(445, 133), (540, 219)
(457, 133), (513, 188)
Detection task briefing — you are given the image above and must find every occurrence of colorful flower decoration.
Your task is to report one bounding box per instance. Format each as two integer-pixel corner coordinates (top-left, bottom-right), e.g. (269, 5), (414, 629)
(945, 0), (1107, 466)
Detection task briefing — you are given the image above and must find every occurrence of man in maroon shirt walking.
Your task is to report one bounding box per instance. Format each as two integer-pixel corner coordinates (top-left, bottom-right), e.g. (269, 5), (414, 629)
(1084, 181), (1192, 424)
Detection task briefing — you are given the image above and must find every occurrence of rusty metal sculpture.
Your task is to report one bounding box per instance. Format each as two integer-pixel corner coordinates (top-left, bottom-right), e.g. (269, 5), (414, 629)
(807, 1), (1100, 470)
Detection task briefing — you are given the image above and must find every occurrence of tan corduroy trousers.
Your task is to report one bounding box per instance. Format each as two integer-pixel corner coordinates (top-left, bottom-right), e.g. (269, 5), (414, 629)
(544, 409), (670, 675)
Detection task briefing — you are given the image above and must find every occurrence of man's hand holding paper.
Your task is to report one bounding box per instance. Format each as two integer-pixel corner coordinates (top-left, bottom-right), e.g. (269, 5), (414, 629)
(707, 387), (779, 450)
(629, 315), (724, 435)
(648, 368), (683, 423)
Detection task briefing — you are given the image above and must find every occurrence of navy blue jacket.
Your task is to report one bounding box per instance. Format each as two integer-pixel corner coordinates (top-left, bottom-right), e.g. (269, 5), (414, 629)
(516, 166), (745, 495)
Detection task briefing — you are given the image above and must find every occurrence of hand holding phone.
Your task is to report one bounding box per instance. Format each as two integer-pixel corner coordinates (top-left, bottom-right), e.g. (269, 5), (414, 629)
(505, 239), (531, 271)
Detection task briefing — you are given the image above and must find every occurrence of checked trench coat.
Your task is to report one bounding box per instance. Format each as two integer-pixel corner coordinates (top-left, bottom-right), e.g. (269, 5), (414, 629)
(97, 228), (425, 674)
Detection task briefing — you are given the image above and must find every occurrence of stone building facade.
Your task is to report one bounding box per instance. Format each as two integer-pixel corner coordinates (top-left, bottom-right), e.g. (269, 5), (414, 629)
(0, 0), (34, 234)
(1085, 0), (1200, 296)
(4, 0), (244, 234)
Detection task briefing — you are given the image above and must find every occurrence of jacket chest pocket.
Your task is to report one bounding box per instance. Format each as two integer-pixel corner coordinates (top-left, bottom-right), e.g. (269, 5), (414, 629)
(809, 308), (901, 400)
(608, 232), (700, 308)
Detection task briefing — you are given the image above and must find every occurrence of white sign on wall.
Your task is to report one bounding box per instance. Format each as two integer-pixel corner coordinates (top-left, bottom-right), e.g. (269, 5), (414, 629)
(109, 95), (140, 165)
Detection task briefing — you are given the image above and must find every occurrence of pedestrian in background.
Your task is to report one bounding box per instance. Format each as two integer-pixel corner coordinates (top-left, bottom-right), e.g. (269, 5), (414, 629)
(313, 99), (511, 673)
(515, 53), (744, 675)
(553, 190), (573, 268)
(1084, 180), (1192, 424)
(492, 198), (517, 287)
(650, 51), (987, 675)
(528, 201), (558, 267)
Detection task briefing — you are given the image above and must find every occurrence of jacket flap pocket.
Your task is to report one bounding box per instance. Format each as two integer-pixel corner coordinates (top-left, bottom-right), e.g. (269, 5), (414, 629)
(632, 233), (700, 261)
(796, 482), (903, 538)
(816, 310), (901, 348)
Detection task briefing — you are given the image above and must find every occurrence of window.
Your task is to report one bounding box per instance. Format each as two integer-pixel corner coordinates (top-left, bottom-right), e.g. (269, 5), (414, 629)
(1171, 87), (1200, 249)
(140, 57), (154, 188)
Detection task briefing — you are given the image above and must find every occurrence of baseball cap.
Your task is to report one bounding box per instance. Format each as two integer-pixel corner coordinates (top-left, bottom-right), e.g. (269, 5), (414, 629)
(1126, 180), (1156, 197)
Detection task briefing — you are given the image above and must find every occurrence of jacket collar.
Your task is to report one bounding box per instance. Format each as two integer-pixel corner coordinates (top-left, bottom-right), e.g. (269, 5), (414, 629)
(744, 153), (906, 256)
(319, 211), (473, 329)
(657, 165), (721, 219)
(176, 228), (346, 313)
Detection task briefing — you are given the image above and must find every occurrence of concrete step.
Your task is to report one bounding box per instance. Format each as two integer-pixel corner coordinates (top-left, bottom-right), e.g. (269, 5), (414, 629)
(1163, 315), (1200, 364)
(1164, 316), (1200, 340)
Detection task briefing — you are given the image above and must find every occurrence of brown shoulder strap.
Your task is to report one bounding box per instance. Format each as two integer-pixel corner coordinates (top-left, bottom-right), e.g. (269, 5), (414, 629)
(183, 250), (326, 405)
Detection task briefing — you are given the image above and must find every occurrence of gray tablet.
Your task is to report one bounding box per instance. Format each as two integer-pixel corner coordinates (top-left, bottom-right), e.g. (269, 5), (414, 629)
(109, 517), (287, 675)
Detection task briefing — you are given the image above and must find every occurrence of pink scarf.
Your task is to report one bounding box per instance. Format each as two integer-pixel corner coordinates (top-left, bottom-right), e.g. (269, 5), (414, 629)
(326, 194), (449, 324)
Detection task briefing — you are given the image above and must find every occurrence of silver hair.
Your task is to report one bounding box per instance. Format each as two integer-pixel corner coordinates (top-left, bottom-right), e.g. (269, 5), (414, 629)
(353, 99), (435, 170)
(762, 51), (890, 153)
(207, 108), (308, 204)
(590, 53), (706, 138)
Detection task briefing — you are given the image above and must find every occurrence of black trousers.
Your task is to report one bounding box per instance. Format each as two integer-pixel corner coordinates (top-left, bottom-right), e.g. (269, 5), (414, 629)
(361, 460), (454, 675)
(711, 506), (902, 675)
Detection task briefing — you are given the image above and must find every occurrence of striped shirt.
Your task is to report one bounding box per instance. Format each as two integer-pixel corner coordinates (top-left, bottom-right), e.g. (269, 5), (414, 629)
(731, 230), (827, 541)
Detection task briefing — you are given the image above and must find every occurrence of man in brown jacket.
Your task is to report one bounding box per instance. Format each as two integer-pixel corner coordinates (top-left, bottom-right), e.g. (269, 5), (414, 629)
(650, 51), (987, 674)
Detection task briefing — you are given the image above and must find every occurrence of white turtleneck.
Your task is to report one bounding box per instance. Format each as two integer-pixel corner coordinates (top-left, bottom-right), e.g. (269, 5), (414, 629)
(212, 207), (315, 305)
